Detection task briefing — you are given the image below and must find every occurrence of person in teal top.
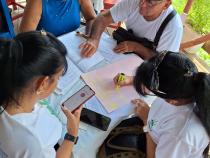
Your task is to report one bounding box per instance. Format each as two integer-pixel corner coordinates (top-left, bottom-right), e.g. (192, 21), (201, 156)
(19, 0), (96, 36)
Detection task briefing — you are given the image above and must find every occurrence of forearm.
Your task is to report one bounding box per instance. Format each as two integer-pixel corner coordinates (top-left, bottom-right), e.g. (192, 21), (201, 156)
(89, 16), (107, 41)
(85, 19), (95, 36)
(134, 44), (156, 60)
(19, 17), (39, 33)
(134, 100), (154, 157)
(146, 133), (156, 158)
(128, 76), (134, 85)
(89, 12), (113, 41)
(19, 0), (41, 33)
(56, 140), (74, 158)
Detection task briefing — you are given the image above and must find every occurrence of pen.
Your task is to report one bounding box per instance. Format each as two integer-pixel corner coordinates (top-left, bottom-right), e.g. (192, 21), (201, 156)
(76, 31), (89, 39)
(115, 73), (125, 90)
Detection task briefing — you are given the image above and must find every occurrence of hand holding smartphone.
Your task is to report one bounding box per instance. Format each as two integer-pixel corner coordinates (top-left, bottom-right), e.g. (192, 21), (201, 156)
(63, 85), (95, 111)
(63, 85), (111, 131)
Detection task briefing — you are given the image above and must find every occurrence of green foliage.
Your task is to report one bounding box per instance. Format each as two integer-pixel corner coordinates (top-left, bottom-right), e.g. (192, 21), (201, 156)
(172, 0), (187, 14)
(172, 1), (210, 66)
(172, 0), (210, 34)
(196, 48), (210, 66)
(187, 0), (210, 34)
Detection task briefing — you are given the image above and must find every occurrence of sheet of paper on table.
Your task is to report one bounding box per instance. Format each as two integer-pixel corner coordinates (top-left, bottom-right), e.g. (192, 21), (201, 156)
(57, 30), (130, 95)
(98, 33), (126, 63)
(81, 56), (144, 113)
(58, 32), (104, 72)
(55, 57), (82, 95)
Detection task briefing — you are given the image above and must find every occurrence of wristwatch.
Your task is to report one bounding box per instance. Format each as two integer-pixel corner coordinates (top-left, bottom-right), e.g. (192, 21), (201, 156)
(64, 133), (79, 144)
(143, 125), (149, 133)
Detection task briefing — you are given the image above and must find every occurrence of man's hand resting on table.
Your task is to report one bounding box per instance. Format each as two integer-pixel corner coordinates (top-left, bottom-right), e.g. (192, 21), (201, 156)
(79, 38), (99, 57)
(113, 41), (139, 54)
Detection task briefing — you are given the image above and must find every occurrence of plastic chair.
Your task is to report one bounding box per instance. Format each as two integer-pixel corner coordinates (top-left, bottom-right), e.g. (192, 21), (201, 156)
(103, 0), (120, 9)
(6, 0), (24, 21)
(6, 0), (25, 10)
(0, 0), (15, 38)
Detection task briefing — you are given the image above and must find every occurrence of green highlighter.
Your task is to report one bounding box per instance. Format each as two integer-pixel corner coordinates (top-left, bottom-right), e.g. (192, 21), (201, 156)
(115, 73), (125, 90)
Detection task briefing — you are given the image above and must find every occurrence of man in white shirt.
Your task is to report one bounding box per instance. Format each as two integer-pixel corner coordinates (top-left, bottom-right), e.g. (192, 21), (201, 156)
(80, 0), (183, 59)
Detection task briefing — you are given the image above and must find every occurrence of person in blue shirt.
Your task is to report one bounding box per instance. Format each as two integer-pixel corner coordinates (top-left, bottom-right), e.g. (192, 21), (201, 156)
(19, 0), (96, 36)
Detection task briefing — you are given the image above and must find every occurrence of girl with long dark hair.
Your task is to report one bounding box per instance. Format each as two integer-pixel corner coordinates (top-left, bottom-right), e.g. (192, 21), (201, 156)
(113, 51), (210, 158)
(0, 31), (82, 158)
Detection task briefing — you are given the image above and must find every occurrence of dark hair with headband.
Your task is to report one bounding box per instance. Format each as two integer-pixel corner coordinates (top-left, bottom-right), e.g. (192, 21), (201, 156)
(0, 31), (68, 110)
(133, 51), (210, 138)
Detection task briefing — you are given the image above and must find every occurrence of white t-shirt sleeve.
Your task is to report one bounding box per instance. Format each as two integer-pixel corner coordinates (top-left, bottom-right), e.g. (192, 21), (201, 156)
(110, 0), (139, 22)
(155, 134), (203, 158)
(156, 16), (183, 52)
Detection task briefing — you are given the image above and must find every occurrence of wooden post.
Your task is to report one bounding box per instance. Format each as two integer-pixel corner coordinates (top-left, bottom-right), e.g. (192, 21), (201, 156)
(180, 33), (210, 49)
(181, 0), (194, 23)
(183, 0), (194, 14)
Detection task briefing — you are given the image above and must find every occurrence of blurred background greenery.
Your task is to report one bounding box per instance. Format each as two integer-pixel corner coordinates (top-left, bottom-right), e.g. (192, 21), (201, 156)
(173, 0), (210, 34)
(172, 0), (210, 66)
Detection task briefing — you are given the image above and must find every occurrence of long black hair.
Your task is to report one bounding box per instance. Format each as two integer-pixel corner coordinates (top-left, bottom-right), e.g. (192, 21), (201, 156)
(0, 31), (68, 110)
(133, 51), (210, 138)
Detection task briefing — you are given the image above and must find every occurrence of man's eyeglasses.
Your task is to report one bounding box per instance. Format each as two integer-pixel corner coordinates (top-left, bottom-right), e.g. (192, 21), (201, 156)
(140, 0), (165, 7)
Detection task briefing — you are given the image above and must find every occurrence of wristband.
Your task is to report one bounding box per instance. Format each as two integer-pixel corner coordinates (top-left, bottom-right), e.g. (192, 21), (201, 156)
(64, 133), (78, 144)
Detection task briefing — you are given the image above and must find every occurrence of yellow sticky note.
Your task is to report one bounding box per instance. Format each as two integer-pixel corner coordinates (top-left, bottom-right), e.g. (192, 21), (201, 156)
(110, 103), (118, 109)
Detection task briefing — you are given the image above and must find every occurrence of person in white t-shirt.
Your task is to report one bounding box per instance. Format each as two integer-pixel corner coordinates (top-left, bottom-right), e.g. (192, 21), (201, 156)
(0, 31), (82, 158)
(80, 0), (183, 59)
(113, 51), (210, 158)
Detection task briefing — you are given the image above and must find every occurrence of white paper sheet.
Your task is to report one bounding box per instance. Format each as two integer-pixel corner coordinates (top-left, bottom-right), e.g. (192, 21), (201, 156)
(55, 57), (82, 95)
(98, 33), (126, 63)
(58, 32), (104, 72)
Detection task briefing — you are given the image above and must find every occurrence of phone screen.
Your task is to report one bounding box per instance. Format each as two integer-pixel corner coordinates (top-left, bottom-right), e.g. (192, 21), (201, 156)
(63, 85), (95, 111)
(80, 108), (111, 131)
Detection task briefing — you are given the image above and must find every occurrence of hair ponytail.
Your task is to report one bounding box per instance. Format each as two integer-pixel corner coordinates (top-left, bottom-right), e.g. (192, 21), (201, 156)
(133, 52), (210, 156)
(193, 72), (210, 136)
(0, 39), (23, 108)
(9, 39), (23, 67)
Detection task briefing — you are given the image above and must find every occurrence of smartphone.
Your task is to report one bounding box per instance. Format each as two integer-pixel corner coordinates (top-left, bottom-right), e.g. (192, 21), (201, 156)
(63, 85), (95, 111)
(80, 108), (111, 131)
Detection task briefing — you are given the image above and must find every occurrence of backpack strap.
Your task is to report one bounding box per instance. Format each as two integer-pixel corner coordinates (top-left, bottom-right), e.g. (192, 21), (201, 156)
(153, 10), (177, 50)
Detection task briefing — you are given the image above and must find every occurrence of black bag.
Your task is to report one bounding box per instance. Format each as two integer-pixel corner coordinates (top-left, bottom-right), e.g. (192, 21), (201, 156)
(112, 10), (177, 53)
(98, 117), (146, 158)
(113, 27), (154, 50)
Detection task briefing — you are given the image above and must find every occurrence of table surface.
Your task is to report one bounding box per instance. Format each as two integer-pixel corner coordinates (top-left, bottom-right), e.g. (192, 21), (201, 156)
(47, 31), (156, 158)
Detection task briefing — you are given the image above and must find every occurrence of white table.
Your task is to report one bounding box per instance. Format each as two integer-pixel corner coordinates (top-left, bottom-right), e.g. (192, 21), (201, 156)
(47, 31), (156, 158)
